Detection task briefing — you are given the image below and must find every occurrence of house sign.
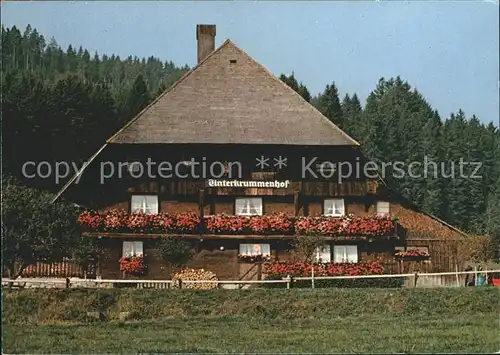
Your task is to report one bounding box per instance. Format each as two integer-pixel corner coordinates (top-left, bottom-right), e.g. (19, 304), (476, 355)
(207, 179), (291, 188)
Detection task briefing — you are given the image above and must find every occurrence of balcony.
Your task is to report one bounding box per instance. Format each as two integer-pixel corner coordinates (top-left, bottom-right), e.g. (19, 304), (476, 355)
(78, 210), (403, 241)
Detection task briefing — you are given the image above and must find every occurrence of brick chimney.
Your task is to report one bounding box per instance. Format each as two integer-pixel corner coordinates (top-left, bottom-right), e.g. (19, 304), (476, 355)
(197, 24), (216, 64)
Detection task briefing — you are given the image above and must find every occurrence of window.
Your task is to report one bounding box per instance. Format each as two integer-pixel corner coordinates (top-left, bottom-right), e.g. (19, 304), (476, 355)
(376, 201), (390, 216)
(333, 245), (358, 263)
(235, 197), (263, 216)
(131, 195), (158, 214)
(324, 199), (345, 217)
(239, 243), (270, 256)
(122, 241), (143, 257)
(314, 245), (331, 263)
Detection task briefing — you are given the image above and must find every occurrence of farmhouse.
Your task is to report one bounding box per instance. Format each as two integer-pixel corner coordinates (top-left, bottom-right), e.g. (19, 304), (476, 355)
(52, 24), (468, 281)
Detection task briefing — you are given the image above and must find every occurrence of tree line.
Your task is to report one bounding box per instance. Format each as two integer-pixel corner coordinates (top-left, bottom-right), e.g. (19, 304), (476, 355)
(2, 25), (499, 248)
(280, 73), (499, 243)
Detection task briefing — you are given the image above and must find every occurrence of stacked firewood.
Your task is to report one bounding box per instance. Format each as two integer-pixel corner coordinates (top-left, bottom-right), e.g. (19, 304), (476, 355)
(172, 268), (218, 289)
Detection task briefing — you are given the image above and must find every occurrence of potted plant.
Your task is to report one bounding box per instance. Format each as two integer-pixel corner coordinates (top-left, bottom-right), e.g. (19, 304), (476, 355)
(119, 254), (146, 278)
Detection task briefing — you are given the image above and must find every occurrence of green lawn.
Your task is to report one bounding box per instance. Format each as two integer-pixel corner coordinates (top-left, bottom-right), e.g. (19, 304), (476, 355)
(3, 288), (499, 353)
(3, 315), (499, 353)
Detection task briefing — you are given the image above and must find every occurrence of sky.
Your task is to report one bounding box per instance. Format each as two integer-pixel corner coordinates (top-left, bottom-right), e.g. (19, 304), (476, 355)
(2, 1), (499, 127)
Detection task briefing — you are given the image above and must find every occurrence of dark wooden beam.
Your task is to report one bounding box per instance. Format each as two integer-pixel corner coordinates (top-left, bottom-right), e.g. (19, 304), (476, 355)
(294, 190), (300, 216)
(198, 189), (205, 218)
(82, 232), (401, 242)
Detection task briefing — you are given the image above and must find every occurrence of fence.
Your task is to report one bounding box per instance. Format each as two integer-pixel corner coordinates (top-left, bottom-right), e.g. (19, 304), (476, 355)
(3, 269), (499, 290)
(16, 260), (96, 279)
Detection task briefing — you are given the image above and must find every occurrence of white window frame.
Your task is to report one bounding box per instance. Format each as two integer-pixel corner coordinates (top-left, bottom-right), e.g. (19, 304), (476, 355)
(131, 195), (159, 214)
(324, 198), (345, 217)
(235, 197), (263, 216)
(122, 241), (144, 257)
(314, 244), (331, 263)
(376, 201), (390, 216)
(239, 243), (271, 256)
(333, 245), (358, 263)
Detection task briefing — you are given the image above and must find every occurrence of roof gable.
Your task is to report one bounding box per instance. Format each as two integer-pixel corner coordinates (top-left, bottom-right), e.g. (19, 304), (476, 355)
(108, 40), (358, 146)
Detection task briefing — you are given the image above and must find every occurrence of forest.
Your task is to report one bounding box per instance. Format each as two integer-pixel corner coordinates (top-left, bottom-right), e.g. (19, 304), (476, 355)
(2, 25), (499, 244)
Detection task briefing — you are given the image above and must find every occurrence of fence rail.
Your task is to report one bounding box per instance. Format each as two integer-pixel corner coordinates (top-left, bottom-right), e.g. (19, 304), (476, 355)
(18, 260), (95, 279)
(3, 269), (499, 289)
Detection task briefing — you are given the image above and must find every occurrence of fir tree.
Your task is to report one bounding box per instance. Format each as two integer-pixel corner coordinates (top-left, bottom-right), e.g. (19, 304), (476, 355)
(341, 93), (362, 140)
(315, 81), (343, 128)
(125, 74), (151, 121)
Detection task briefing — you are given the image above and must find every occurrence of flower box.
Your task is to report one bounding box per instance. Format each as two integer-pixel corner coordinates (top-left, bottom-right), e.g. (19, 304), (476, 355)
(237, 254), (271, 263)
(394, 249), (430, 261)
(78, 210), (399, 239)
(263, 260), (385, 277)
(205, 213), (294, 235)
(119, 255), (146, 276)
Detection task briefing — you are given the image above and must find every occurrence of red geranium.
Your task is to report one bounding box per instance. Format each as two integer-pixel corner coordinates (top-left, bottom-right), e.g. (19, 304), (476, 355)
(78, 211), (396, 238)
(395, 249), (429, 257)
(263, 260), (385, 277)
(119, 255), (146, 275)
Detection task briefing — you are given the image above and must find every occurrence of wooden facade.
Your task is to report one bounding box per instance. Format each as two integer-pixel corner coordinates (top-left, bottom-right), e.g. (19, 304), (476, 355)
(53, 25), (468, 281)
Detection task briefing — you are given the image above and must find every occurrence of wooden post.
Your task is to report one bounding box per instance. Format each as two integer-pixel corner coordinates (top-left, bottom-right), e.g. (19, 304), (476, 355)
(413, 271), (419, 288)
(198, 189), (205, 232)
(311, 265), (315, 289)
(294, 190), (300, 216)
(257, 263), (262, 280)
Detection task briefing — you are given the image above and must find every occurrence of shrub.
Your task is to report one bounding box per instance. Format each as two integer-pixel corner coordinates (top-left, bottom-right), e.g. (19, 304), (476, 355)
(155, 237), (193, 267)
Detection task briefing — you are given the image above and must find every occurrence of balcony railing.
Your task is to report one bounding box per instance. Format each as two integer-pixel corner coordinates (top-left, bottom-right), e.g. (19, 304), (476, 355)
(78, 210), (402, 240)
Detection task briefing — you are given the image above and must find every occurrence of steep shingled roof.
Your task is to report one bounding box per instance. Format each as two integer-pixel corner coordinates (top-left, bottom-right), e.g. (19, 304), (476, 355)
(107, 40), (359, 146)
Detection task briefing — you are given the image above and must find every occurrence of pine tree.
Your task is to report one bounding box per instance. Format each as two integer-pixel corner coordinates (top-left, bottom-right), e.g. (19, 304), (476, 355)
(341, 93), (362, 140)
(421, 110), (445, 217)
(441, 110), (472, 229)
(315, 81), (343, 128)
(279, 72), (311, 102)
(125, 74), (151, 121)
